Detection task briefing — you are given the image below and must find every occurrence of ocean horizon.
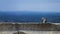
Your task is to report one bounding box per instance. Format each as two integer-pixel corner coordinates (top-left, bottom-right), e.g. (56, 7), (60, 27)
(0, 11), (60, 23)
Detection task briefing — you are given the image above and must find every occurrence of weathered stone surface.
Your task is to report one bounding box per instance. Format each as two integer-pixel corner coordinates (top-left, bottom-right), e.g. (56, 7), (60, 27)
(0, 23), (60, 31)
(13, 32), (26, 34)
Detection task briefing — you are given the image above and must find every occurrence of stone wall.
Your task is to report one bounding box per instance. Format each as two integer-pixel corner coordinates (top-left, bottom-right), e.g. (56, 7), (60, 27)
(0, 23), (60, 31)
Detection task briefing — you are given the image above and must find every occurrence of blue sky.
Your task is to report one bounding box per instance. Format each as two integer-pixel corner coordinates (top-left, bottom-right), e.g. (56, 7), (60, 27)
(0, 0), (60, 12)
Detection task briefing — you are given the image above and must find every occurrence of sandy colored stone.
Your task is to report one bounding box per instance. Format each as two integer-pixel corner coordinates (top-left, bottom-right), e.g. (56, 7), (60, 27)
(13, 32), (26, 34)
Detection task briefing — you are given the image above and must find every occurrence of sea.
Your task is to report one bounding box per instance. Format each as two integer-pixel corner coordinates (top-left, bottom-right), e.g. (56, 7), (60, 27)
(0, 11), (60, 23)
